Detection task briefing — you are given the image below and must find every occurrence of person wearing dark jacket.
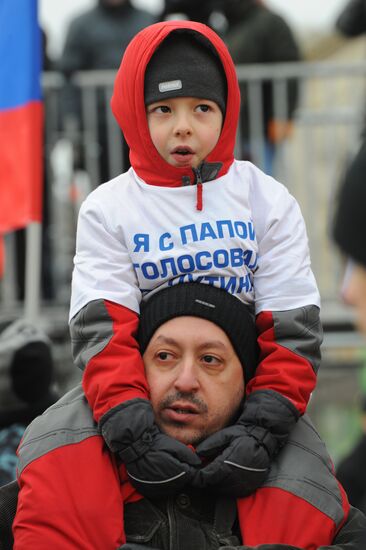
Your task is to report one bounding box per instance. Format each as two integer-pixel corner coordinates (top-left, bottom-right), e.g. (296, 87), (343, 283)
(222, 0), (301, 174)
(58, 0), (155, 182)
(336, 0), (366, 37)
(0, 319), (56, 487)
(13, 283), (366, 548)
(337, 396), (366, 514)
(332, 106), (366, 549)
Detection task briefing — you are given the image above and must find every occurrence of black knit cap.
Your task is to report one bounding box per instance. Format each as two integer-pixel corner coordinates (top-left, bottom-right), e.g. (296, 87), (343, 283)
(0, 319), (57, 428)
(333, 142), (366, 267)
(138, 283), (258, 382)
(144, 30), (227, 116)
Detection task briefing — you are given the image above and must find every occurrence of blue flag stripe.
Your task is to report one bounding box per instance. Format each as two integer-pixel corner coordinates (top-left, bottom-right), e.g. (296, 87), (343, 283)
(0, 0), (42, 111)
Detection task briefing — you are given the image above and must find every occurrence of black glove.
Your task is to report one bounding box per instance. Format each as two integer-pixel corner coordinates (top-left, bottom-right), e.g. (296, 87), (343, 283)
(100, 398), (201, 498)
(192, 390), (299, 497)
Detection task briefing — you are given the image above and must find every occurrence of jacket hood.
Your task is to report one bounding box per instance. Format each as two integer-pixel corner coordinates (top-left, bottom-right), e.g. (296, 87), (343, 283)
(111, 20), (241, 187)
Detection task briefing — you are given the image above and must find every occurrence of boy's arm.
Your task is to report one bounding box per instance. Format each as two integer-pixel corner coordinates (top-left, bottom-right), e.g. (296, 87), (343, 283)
(194, 177), (321, 494)
(70, 198), (200, 496)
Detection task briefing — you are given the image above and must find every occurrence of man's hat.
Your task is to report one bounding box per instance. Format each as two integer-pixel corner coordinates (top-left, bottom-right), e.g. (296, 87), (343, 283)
(144, 29), (227, 116)
(138, 283), (258, 382)
(0, 319), (57, 427)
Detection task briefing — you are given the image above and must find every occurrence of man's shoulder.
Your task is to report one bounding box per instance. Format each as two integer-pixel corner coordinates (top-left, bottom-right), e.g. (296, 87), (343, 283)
(17, 386), (97, 476)
(265, 415), (345, 525)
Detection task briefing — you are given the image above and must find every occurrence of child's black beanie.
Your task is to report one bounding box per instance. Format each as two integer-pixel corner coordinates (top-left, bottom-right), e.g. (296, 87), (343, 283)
(144, 29), (227, 116)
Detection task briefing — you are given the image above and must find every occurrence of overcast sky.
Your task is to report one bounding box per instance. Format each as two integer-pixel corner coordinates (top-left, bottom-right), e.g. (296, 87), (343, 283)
(40, 0), (349, 58)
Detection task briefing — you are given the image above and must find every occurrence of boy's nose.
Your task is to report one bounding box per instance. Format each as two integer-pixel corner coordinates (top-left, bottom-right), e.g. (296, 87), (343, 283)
(173, 115), (192, 136)
(173, 360), (200, 393)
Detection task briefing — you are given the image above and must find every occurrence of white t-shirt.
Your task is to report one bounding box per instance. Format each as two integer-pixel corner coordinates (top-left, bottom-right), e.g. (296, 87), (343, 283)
(70, 160), (319, 321)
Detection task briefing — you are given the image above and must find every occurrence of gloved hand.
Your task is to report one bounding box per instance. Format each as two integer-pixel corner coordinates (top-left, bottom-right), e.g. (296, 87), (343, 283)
(100, 398), (201, 498)
(192, 421), (272, 496)
(192, 390), (299, 497)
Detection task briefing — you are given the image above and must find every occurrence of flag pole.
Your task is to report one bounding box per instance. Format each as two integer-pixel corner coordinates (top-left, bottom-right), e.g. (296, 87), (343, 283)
(24, 221), (42, 322)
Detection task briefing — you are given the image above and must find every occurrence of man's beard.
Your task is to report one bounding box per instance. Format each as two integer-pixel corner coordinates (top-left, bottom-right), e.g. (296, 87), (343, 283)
(157, 391), (243, 446)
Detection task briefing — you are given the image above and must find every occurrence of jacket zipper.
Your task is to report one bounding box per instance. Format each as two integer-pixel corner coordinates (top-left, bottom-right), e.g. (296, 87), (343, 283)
(193, 167), (203, 211)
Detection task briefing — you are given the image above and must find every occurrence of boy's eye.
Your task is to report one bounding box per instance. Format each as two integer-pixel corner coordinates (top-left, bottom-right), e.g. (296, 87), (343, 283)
(196, 104), (211, 113)
(154, 105), (171, 114)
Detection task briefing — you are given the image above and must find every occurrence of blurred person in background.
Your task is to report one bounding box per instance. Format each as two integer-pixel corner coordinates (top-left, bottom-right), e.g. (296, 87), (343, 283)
(58, 0), (156, 183)
(0, 320), (57, 486)
(159, 0), (216, 25)
(221, 0), (302, 175)
(333, 139), (366, 336)
(333, 138), (366, 540)
(337, 395), (366, 514)
(336, 0), (366, 41)
(336, 0), (366, 134)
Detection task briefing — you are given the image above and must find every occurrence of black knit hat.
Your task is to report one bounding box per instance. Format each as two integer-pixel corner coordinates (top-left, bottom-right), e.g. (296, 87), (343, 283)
(333, 142), (366, 267)
(144, 30), (227, 116)
(0, 319), (57, 428)
(138, 283), (258, 382)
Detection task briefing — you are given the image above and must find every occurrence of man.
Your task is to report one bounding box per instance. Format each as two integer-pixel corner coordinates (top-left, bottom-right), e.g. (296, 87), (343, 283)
(333, 137), (366, 531)
(333, 139), (366, 335)
(337, 395), (366, 514)
(12, 284), (365, 548)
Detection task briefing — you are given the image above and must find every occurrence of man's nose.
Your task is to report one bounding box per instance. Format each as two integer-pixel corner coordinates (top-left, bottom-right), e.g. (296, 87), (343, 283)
(174, 360), (200, 393)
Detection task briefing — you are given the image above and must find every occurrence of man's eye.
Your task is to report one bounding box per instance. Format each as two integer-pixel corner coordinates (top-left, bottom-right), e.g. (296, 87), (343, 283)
(157, 351), (172, 360)
(202, 355), (220, 365)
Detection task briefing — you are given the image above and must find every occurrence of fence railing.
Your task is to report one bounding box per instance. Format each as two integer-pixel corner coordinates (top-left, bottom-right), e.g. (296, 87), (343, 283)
(2, 60), (366, 340)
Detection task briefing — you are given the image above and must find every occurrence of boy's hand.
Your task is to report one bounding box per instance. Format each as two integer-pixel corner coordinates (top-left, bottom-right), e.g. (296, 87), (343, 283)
(192, 390), (298, 496)
(192, 422), (272, 496)
(99, 398), (201, 497)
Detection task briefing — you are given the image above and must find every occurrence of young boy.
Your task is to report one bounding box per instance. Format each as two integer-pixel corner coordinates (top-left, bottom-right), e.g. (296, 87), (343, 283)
(70, 20), (322, 498)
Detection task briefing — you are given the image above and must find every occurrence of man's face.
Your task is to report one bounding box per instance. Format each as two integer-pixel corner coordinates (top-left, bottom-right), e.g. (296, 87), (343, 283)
(342, 261), (366, 336)
(143, 316), (244, 446)
(146, 97), (223, 169)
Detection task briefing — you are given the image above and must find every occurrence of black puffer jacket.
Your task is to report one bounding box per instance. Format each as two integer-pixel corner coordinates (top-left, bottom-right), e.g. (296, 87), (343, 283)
(58, 0), (156, 122)
(58, 0), (155, 74)
(222, 0), (301, 143)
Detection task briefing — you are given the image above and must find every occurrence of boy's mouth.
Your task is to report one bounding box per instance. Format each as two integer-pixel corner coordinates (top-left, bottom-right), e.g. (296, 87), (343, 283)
(170, 146), (195, 166)
(171, 146), (194, 156)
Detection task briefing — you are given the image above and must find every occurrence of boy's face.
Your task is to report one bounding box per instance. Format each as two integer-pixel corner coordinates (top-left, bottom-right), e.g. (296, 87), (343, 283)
(147, 97), (223, 169)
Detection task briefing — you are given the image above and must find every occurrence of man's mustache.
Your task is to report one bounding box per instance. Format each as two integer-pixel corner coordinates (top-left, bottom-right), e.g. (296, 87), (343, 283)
(160, 391), (208, 414)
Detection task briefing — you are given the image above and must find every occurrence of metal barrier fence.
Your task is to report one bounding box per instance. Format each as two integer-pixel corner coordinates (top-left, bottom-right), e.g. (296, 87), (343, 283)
(2, 60), (366, 337)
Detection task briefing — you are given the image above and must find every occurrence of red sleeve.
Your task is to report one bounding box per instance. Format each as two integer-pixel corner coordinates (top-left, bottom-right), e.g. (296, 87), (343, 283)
(237, 486), (348, 548)
(79, 300), (149, 422)
(13, 436), (125, 549)
(246, 310), (318, 414)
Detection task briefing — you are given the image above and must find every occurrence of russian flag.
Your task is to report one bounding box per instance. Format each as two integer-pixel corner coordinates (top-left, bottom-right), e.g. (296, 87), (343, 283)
(0, 0), (43, 234)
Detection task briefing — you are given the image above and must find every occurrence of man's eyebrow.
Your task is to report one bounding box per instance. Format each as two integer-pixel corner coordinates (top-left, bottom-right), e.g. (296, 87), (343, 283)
(152, 335), (179, 346)
(198, 341), (227, 351)
(151, 336), (228, 351)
